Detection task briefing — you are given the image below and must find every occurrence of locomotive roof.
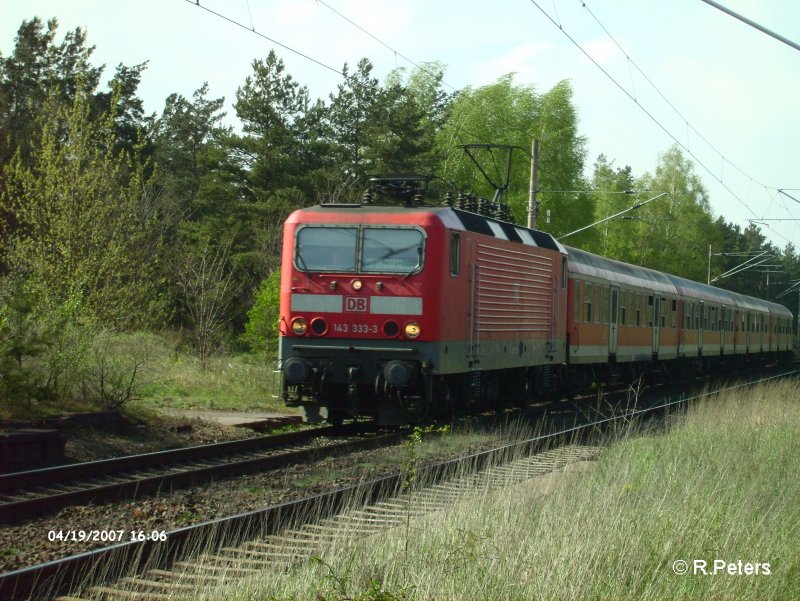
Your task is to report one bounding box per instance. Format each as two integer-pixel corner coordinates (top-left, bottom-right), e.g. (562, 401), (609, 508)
(305, 204), (566, 253)
(450, 208), (565, 253)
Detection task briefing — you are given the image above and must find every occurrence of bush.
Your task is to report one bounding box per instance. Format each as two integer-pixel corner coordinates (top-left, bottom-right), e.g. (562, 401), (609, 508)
(241, 270), (281, 354)
(83, 331), (154, 410)
(0, 277), (151, 416)
(0, 279), (54, 409)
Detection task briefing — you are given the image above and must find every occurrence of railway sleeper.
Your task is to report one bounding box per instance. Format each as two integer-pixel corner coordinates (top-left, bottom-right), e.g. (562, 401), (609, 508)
(245, 539), (319, 553)
(199, 553), (292, 568)
(172, 560), (261, 574)
(361, 504), (430, 517)
(146, 568), (226, 583)
(320, 515), (401, 528)
(410, 489), (464, 501)
(90, 585), (174, 600)
(215, 548), (302, 562)
(119, 576), (197, 592)
(331, 512), (405, 525)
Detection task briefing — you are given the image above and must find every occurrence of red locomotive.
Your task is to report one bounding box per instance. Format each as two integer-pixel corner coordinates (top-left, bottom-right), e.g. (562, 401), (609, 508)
(276, 177), (795, 424)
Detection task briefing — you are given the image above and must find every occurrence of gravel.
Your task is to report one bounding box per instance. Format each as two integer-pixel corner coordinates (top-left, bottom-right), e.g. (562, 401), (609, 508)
(62, 413), (264, 462)
(0, 424), (501, 573)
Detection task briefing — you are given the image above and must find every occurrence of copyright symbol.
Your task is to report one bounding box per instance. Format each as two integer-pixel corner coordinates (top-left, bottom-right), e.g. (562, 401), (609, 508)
(672, 560), (688, 575)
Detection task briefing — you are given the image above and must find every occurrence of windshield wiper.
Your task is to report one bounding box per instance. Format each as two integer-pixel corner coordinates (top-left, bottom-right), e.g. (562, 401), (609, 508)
(403, 247), (423, 279)
(296, 247), (313, 274)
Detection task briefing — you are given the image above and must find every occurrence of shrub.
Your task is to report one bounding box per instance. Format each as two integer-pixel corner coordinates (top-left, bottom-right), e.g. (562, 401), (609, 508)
(241, 270), (281, 354)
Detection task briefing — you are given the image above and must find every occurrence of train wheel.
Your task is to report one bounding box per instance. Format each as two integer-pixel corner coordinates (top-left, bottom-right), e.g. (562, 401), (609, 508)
(438, 375), (467, 422)
(327, 410), (346, 426)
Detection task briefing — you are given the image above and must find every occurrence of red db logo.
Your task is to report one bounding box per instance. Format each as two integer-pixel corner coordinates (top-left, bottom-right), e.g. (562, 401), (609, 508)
(345, 296), (368, 312)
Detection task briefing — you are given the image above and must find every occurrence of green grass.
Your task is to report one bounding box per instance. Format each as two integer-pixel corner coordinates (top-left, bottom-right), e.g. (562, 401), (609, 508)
(216, 377), (800, 601)
(0, 331), (288, 420)
(132, 334), (288, 413)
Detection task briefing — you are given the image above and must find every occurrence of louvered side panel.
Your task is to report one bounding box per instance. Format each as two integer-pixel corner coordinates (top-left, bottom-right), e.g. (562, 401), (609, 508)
(475, 243), (553, 334)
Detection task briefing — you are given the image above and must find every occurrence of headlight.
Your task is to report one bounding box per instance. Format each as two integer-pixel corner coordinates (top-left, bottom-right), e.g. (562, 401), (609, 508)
(291, 317), (308, 335)
(404, 321), (421, 339)
(383, 320), (399, 337)
(311, 317), (328, 336)
(351, 279), (363, 291)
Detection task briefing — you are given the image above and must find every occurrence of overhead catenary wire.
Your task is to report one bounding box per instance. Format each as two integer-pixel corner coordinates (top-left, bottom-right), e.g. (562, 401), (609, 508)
(185, 0), (344, 76)
(578, 0), (778, 200)
(527, 0), (793, 245)
(699, 0), (800, 53)
(579, 0), (800, 233)
(311, 0), (525, 152)
(183, 0), (493, 153)
(185, 0), (796, 246)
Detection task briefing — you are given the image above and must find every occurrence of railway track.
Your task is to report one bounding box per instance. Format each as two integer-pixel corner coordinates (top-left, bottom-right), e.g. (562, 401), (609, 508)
(4, 368), (795, 601)
(0, 423), (399, 524)
(80, 443), (603, 600)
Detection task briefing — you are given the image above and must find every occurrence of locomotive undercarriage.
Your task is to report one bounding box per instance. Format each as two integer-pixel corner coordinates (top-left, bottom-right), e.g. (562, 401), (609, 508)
(281, 341), (792, 425)
(279, 340), (571, 424)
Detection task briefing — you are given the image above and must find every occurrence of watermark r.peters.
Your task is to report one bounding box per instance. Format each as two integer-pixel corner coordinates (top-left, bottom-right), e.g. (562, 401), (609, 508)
(672, 559), (771, 576)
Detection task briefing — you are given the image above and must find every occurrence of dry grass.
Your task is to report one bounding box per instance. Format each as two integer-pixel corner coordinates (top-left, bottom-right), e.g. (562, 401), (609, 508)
(49, 378), (799, 601)
(217, 377), (800, 600)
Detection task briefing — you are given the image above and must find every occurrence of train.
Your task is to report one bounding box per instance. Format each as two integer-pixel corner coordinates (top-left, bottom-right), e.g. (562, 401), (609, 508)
(275, 177), (795, 424)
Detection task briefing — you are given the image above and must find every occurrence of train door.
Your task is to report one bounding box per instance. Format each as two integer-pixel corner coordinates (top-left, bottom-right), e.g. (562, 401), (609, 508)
(698, 301), (705, 355)
(720, 305), (727, 355)
(767, 314), (773, 352)
(468, 242), (480, 360)
(652, 294), (661, 357)
(547, 275), (558, 359)
(759, 314), (765, 351)
(609, 286), (619, 357)
(745, 312), (751, 353)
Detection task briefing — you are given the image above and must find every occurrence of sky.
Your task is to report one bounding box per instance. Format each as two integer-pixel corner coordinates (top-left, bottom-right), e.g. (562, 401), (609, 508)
(2, 0), (799, 253)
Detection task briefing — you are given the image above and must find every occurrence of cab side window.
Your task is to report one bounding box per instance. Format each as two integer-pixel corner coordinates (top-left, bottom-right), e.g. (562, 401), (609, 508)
(449, 234), (460, 276)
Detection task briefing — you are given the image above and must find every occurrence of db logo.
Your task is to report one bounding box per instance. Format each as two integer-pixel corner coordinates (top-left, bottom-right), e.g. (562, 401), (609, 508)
(345, 296), (368, 312)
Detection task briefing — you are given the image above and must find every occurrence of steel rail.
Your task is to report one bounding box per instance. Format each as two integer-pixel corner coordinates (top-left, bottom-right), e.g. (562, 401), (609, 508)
(0, 423), (384, 523)
(2, 368), (796, 600)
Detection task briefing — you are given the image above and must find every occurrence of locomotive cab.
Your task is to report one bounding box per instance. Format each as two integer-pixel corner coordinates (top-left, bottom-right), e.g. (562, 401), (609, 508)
(277, 202), (450, 424)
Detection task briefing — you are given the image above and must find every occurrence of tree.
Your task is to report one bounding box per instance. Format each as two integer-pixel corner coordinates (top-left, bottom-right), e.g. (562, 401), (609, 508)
(630, 146), (720, 281)
(176, 239), (238, 370)
(0, 83), (166, 330)
(241, 270), (281, 353)
(436, 76), (591, 239)
(588, 154), (637, 260)
(152, 82), (229, 214)
(536, 81), (593, 242)
(233, 50), (310, 195)
(0, 17), (102, 168)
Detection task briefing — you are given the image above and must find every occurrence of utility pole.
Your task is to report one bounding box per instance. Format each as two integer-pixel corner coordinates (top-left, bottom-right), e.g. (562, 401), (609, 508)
(527, 139), (540, 229)
(707, 244), (712, 285)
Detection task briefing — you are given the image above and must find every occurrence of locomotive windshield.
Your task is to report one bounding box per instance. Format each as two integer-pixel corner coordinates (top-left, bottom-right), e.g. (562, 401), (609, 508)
(295, 226), (424, 274)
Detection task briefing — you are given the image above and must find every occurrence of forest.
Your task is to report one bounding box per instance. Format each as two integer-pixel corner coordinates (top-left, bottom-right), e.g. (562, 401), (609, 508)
(1, 18), (797, 412)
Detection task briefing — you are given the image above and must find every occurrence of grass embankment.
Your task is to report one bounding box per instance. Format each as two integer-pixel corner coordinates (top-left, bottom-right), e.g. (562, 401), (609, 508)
(135, 339), (284, 413)
(218, 378), (800, 600)
(1, 332), (286, 421)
